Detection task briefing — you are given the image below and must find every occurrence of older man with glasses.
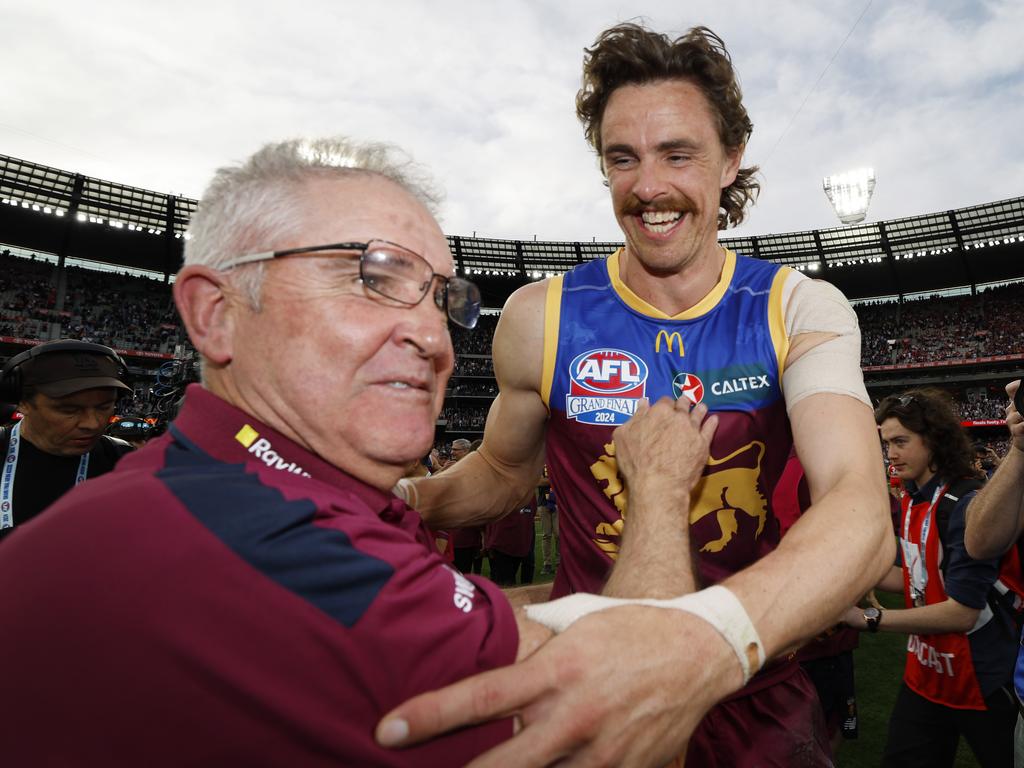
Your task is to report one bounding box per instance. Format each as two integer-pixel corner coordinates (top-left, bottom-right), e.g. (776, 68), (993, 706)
(0, 137), (721, 766)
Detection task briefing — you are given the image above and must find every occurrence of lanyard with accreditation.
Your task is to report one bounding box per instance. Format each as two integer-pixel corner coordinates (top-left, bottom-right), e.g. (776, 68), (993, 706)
(900, 482), (949, 607)
(0, 421), (90, 531)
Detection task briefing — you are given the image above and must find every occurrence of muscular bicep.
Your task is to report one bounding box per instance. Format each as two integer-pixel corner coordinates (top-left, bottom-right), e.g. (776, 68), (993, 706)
(410, 282), (550, 527)
(791, 392), (884, 505)
(475, 281), (551, 485)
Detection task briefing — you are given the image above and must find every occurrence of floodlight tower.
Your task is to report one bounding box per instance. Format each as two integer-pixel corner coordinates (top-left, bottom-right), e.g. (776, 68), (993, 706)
(823, 168), (876, 225)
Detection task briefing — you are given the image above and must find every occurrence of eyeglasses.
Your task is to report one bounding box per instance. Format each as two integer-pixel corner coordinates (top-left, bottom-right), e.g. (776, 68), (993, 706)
(220, 239), (481, 329)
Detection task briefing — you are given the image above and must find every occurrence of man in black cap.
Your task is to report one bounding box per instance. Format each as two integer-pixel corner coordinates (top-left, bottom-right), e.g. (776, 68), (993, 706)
(0, 339), (133, 541)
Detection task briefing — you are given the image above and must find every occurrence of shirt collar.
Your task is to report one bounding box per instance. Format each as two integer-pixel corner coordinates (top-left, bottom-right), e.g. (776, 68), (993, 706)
(905, 474), (944, 503)
(170, 384), (397, 514)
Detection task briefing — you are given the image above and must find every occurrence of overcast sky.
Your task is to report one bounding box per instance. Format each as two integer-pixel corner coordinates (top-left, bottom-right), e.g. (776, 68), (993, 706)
(4, 0), (1022, 243)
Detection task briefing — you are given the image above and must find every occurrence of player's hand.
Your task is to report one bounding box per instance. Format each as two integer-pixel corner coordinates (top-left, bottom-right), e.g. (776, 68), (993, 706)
(1006, 380), (1023, 452)
(376, 604), (741, 767)
(614, 398), (718, 499)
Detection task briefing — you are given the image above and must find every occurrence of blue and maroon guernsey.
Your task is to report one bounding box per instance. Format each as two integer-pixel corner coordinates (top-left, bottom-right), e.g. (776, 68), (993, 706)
(0, 385), (516, 767)
(543, 248), (796, 597)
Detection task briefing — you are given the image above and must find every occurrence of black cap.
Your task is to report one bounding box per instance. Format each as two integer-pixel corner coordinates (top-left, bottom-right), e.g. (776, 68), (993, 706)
(22, 348), (130, 398)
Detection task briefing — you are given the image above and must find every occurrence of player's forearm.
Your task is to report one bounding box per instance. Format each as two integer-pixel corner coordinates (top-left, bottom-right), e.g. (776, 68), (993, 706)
(723, 472), (893, 659)
(603, 483), (696, 598)
(407, 449), (540, 528)
(965, 445), (1024, 559)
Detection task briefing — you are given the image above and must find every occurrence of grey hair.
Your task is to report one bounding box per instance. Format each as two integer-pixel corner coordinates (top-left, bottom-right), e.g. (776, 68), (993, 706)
(183, 136), (444, 308)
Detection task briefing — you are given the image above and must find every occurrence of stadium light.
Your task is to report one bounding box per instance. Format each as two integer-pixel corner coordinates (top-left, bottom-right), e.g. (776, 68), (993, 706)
(823, 167), (876, 225)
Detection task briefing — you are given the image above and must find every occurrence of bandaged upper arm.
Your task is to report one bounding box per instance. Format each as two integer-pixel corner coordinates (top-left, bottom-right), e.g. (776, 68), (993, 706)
(781, 275), (870, 412)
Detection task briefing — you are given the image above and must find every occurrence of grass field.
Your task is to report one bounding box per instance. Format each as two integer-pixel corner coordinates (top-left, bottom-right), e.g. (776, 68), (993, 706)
(490, 529), (983, 766)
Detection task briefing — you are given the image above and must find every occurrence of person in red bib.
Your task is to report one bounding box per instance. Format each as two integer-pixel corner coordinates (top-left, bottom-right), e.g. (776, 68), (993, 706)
(844, 388), (1017, 767)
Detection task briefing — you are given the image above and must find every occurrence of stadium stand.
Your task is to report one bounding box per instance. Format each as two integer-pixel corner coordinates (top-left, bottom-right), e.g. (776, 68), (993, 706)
(1, 153), (1023, 450)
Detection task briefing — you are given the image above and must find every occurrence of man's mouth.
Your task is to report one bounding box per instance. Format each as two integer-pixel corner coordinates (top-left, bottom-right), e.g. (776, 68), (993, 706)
(638, 210), (685, 235)
(381, 378), (430, 393)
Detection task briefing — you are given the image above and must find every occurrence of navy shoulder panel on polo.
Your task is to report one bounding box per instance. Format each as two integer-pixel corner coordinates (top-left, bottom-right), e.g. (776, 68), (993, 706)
(156, 427), (393, 628)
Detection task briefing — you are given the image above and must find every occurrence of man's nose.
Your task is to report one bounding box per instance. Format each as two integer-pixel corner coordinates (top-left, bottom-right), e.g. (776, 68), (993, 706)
(79, 409), (107, 432)
(395, 302), (454, 365)
(631, 159), (671, 203)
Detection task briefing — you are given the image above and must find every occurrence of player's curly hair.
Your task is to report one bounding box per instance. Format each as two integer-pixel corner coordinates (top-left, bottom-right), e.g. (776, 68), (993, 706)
(576, 23), (759, 229)
(875, 388), (981, 482)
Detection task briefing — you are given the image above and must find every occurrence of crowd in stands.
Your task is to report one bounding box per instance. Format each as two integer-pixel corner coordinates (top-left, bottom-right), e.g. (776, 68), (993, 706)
(958, 387), (1015, 421)
(450, 314), (498, 356)
(858, 283), (1024, 367)
(453, 356), (494, 377)
(59, 264), (181, 353)
(3, 251), (1022, 434)
(1, 249), (184, 354)
(449, 381), (499, 397)
(441, 406), (488, 431)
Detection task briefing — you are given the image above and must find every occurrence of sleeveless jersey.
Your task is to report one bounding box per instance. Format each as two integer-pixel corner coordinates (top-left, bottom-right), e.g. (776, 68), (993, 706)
(542, 248), (795, 597)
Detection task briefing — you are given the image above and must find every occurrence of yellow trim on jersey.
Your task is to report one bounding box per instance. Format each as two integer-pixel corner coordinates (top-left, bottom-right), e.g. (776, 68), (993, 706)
(607, 248), (737, 320)
(768, 266), (793, 376)
(540, 275), (564, 410)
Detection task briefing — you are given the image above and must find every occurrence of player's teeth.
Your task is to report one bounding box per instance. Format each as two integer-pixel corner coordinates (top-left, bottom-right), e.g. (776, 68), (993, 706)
(388, 381), (411, 388)
(641, 211), (683, 224)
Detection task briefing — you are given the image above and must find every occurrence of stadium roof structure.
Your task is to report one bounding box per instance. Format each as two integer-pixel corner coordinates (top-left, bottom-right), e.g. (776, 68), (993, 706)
(1, 152), (1022, 302)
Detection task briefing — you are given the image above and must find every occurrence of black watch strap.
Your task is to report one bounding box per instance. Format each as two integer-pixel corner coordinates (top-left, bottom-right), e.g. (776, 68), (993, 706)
(864, 607), (883, 633)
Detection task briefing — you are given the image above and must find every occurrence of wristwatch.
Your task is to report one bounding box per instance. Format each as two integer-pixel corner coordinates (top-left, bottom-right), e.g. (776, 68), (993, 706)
(863, 606), (883, 633)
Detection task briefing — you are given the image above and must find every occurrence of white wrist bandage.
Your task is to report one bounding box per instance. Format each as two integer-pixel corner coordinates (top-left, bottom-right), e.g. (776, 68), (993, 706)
(524, 585), (765, 684)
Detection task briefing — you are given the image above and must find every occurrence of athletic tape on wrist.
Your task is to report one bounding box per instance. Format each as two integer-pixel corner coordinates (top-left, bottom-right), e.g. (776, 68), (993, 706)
(524, 585), (765, 684)
(393, 478), (419, 508)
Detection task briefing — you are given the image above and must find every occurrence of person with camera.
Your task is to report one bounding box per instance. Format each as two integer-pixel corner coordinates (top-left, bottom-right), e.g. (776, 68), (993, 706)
(843, 387), (1018, 766)
(0, 339), (133, 542)
(965, 379), (1024, 766)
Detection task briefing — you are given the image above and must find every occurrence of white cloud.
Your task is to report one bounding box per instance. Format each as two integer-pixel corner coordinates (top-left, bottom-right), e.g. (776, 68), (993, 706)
(2, 0), (1021, 243)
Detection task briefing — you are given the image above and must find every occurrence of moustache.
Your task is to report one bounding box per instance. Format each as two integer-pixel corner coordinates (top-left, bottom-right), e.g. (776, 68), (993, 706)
(619, 194), (699, 217)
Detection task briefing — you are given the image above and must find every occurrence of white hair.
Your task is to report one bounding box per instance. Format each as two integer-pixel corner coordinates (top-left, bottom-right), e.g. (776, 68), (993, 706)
(183, 136), (443, 308)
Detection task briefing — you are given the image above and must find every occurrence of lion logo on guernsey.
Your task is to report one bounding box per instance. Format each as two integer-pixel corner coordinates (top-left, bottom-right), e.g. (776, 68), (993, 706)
(566, 349), (648, 426)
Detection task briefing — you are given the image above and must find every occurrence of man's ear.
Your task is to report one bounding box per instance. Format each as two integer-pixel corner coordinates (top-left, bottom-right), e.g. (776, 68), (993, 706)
(720, 142), (744, 189)
(172, 265), (237, 366)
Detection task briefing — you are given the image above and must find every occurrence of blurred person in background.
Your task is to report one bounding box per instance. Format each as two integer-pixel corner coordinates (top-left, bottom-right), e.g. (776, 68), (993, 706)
(0, 339), (132, 542)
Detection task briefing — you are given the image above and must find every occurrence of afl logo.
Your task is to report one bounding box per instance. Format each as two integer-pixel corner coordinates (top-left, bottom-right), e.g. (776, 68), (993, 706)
(569, 349), (648, 394)
(565, 349), (649, 426)
(672, 372), (705, 405)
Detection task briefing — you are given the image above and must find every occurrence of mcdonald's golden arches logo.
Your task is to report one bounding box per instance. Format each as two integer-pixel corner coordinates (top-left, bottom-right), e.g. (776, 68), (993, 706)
(655, 330), (685, 357)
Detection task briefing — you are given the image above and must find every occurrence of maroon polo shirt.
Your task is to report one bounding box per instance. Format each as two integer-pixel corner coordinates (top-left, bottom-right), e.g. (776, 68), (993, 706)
(0, 384), (517, 767)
